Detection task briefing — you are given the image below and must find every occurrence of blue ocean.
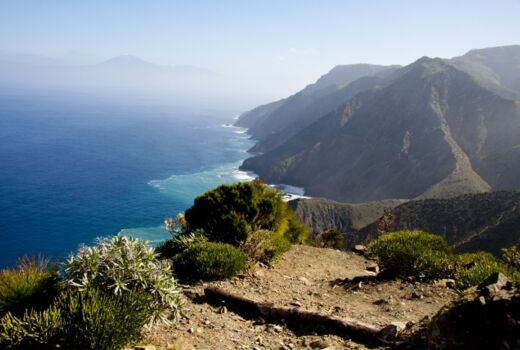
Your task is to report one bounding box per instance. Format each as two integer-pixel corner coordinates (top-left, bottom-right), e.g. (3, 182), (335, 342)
(0, 94), (254, 268)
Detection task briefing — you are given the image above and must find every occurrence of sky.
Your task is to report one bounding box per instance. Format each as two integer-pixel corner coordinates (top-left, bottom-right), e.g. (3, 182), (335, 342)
(1, 0), (519, 99)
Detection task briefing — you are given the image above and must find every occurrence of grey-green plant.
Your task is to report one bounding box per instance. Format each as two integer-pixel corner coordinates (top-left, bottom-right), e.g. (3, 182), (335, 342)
(64, 236), (183, 322)
(163, 213), (187, 237)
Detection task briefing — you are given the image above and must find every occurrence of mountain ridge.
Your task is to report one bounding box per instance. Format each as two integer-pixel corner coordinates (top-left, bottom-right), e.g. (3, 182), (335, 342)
(239, 46), (520, 202)
(236, 64), (400, 153)
(290, 191), (520, 255)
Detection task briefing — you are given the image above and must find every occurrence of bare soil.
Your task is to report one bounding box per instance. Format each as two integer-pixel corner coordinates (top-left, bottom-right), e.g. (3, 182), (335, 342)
(143, 245), (458, 349)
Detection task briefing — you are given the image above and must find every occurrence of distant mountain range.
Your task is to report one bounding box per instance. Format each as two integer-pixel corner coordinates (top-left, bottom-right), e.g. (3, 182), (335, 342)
(0, 54), (219, 92)
(238, 45), (520, 202)
(0, 53), (258, 109)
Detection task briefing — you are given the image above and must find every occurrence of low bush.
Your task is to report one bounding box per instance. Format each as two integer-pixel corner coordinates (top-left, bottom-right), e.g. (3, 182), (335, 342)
(454, 251), (520, 290)
(240, 230), (291, 264)
(155, 231), (207, 260)
(0, 257), (60, 318)
(315, 228), (344, 249)
(173, 241), (246, 282)
(58, 287), (152, 350)
(0, 287), (153, 350)
(0, 305), (62, 349)
(366, 230), (454, 280)
(64, 236), (183, 322)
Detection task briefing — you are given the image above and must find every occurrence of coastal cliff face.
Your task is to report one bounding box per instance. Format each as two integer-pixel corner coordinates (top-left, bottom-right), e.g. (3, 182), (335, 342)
(288, 197), (406, 244)
(238, 46), (520, 203)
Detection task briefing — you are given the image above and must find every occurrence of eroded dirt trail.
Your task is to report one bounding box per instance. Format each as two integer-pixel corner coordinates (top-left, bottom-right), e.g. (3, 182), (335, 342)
(144, 246), (457, 349)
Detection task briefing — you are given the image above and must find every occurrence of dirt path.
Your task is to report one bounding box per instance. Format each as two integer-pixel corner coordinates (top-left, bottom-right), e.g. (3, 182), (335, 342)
(144, 245), (457, 349)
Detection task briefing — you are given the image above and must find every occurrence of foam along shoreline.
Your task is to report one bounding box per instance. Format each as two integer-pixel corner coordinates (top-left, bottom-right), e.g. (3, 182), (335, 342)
(225, 123), (310, 201)
(121, 171), (308, 244)
(269, 184), (310, 201)
(125, 121), (307, 243)
(221, 123), (248, 134)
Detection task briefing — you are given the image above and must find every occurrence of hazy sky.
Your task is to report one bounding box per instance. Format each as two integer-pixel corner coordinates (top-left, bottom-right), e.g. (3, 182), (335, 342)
(1, 0), (519, 97)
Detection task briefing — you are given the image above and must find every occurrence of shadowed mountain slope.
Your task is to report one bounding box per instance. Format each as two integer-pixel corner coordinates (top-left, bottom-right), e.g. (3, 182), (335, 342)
(291, 191), (520, 255)
(361, 191), (520, 255)
(242, 56), (520, 202)
(236, 64), (400, 153)
(449, 45), (520, 99)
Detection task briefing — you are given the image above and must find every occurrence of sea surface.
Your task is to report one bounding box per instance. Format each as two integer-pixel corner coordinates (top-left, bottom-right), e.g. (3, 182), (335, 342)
(0, 94), (256, 267)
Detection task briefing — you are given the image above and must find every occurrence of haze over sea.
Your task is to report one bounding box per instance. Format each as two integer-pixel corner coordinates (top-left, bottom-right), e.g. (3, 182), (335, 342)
(0, 93), (255, 268)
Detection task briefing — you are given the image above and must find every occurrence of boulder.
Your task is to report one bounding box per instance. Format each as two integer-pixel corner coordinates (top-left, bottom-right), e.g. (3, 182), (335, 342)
(353, 245), (367, 254)
(366, 262), (379, 274)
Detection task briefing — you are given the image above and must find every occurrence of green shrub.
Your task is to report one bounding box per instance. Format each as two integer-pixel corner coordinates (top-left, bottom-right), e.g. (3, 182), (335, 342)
(173, 241), (246, 282)
(183, 180), (308, 246)
(502, 245), (520, 269)
(240, 230), (291, 264)
(0, 305), (62, 349)
(315, 228), (344, 249)
(57, 288), (152, 350)
(0, 257), (60, 318)
(285, 210), (309, 245)
(0, 287), (153, 350)
(64, 236), (183, 322)
(454, 251), (520, 290)
(366, 230), (454, 280)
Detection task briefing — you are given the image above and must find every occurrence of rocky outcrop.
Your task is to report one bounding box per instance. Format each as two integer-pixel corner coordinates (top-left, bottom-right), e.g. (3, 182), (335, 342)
(426, 273), (520, 350)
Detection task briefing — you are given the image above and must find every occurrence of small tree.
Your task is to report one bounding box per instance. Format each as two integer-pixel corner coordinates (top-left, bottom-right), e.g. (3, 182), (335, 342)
(183, 180), (308, 246)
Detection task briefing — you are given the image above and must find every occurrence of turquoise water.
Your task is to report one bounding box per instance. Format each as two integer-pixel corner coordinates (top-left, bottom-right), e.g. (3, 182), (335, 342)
(123, 159), (256, 244)
(0, 95), (254, 267)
